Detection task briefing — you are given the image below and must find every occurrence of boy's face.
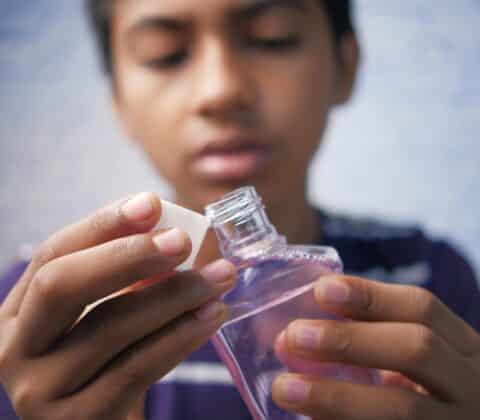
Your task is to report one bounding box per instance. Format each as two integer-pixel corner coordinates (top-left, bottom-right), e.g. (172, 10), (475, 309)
(111, 0), (356, 210)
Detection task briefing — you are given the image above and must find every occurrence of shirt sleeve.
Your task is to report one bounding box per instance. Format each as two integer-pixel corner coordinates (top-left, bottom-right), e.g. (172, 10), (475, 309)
(1, 261), (28, 420)
(0, 261), (28, 305)
(425, 239), (480, 332)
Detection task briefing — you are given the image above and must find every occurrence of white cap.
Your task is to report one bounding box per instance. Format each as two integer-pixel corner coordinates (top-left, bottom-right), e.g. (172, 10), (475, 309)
(156, 200), (211, 270)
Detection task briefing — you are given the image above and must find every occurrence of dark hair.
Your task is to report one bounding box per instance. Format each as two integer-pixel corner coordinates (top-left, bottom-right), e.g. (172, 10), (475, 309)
(86, 0), (354, 75)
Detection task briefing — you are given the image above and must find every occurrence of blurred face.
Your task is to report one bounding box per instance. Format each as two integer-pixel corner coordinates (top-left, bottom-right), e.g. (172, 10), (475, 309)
(111, 0), (356, 211)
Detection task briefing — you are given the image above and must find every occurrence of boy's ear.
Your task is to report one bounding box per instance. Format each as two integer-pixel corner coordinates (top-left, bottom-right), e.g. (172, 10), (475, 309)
(332, 33), (361, 106)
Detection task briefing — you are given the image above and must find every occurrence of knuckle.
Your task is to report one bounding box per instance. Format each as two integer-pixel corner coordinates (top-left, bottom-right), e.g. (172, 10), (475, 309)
(32, 265), (61, 304)
(407, 287), (438, 325)
(85, 403), (123, 420)
(32, 239), (58, 268)
(329, 324), (353, 359)
(0, 350), (5, 371)
(82, 405), (114, 420)
(89, 207), (115, 235)
(160, 274), (184, 297)
(175, 315), (202, 347)
(322, 385), (348, 414)
(357, 280), (377, 314)
(11, 379), (40, 417)
(0, 348), (7, 372)
(165, 272), (199, 302)
(53, 408), (81, 420)
(118, 364), (147, 390)
(183, 276), (207, 306)
(0, 324), (15, 372)
(408, 324), (437, 368)
(111, 235), (144, 262)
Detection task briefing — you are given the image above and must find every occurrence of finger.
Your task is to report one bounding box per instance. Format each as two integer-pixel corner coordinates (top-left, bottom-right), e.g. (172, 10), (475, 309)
(314, 275), (480, 355)
(36, 260), (236, 398)
(281, 319), (478, 402)
(381, 371), (429, 395)
(65, 300), (228, 419)
(4, 192), (161, 316)
(272, 374), (452, 420)
(17, 227), (191, 355)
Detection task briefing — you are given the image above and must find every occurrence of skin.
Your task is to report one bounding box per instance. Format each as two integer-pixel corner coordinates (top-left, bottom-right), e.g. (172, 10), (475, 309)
(0, 1), (478, 419)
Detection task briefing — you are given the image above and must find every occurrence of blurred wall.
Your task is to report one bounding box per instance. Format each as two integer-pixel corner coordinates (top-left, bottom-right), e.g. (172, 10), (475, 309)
(1, 0), (479, 279)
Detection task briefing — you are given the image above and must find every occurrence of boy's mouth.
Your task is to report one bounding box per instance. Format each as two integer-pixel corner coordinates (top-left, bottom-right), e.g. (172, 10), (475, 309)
(191, 138), (274, 181)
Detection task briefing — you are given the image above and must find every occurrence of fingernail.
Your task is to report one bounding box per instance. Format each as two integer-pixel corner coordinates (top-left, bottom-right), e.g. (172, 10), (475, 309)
(294, 325), (324, 350)
(121, 193), (154, 222)
(279, 376), (311, 403)
(153, 228), (189, 257)
(195, 301), (226, 321)
(317, 278), (350, 304)
(200, 259), (236, 285)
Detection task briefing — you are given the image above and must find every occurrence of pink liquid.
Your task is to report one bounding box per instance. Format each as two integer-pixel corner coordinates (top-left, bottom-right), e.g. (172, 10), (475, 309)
(212, 253), (379, 420)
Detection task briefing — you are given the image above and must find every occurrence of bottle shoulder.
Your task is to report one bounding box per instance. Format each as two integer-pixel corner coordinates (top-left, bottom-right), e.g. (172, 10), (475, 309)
(231, 244), (342, 273)
(223, 245), (342, 323)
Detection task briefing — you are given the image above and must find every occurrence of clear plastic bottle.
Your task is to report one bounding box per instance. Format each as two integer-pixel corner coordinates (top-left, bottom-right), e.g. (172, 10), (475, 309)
(205, 187), (379, 420)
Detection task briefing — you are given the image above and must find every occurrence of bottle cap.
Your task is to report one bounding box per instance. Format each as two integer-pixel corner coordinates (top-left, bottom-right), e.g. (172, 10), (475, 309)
(156, 200), (211, 270)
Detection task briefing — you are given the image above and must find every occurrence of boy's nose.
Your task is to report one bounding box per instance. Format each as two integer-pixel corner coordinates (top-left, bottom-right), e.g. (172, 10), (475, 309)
(190, 40), (257, 121)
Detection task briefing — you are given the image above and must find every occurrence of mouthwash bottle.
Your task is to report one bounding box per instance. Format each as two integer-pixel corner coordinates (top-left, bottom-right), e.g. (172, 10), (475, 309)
(205, 186), (379, 420)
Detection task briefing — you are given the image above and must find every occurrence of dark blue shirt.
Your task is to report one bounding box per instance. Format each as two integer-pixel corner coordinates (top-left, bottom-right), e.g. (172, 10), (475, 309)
(1, 211), (479, 419)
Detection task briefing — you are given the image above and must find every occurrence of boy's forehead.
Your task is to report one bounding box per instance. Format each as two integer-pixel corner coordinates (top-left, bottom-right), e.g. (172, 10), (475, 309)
(115, 0), (309, 21)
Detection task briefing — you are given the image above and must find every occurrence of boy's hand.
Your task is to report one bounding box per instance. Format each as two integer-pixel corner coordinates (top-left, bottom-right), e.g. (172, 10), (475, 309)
(0, 193), (236, 420)
(273, 275), (480, 419)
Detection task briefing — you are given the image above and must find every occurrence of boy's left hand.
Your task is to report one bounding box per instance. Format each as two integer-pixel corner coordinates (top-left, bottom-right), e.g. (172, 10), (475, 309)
(272, 275), (480, 419)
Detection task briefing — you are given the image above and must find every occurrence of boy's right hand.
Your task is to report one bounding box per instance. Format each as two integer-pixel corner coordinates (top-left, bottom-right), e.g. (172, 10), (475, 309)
(0, 193), (236, 420)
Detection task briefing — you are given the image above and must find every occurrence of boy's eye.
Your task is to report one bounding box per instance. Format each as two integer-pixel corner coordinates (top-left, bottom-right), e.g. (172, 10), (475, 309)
(144, 51), (187, 69)
(249, 35), (300, 51)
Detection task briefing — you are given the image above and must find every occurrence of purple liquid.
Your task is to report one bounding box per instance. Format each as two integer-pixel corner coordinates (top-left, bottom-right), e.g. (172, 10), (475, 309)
(212, 251), (379, 420)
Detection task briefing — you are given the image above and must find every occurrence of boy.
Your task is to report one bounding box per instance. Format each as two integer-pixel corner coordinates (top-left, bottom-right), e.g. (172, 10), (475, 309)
(1, 1), (479, 419)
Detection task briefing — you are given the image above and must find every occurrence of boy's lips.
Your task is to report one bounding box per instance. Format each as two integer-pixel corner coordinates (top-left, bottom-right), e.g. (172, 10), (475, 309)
(191, 138), (274, 181)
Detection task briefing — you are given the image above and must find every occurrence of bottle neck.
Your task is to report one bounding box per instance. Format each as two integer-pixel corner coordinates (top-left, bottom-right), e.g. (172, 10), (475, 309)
(205, 187), (287, 260)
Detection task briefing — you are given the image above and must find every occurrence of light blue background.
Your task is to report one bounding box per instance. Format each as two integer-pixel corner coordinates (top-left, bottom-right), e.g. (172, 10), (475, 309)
(1, 1), (479, 281)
